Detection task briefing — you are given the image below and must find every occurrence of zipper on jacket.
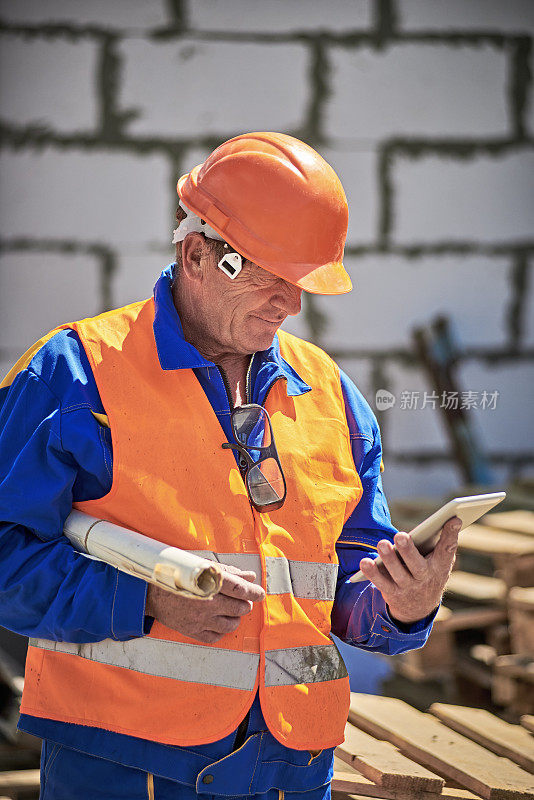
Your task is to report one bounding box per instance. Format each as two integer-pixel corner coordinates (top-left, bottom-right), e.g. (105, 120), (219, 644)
(217, 364), (250, 474)
(245, 353), (255, 404)
(217, 364), (235, 412)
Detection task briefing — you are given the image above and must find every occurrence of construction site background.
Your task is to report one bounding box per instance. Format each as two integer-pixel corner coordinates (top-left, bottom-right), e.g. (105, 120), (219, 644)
(0, 0), (533, 498)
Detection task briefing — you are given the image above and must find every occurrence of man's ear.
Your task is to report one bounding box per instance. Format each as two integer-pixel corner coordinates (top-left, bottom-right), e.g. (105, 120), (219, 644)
(181, 233), (206, 283)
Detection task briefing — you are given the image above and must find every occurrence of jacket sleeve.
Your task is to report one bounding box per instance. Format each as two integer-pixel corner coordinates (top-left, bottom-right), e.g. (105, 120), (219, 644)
(332, 368), (437, 654)
(0, 331), (148, 643)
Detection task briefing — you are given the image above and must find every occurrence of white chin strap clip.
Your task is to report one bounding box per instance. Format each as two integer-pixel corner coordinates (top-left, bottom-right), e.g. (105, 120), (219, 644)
(217, 252), (242, 279)
(172, 200), (242, 280)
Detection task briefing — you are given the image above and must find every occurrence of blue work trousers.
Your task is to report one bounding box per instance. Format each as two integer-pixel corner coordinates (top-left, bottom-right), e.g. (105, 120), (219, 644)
(39, 740), (332, 800)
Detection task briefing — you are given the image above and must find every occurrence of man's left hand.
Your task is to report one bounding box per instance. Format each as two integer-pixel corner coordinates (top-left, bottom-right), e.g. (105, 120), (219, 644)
(358, 516), (461, 625)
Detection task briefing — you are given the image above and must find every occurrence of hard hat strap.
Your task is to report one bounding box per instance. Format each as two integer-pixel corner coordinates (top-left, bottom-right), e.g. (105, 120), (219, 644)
(173, 200), (243, 280)
(172, 200), (225, 244)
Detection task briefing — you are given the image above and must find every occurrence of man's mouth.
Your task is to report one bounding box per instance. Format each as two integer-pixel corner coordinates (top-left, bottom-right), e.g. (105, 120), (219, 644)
(252, 313), (285, 325)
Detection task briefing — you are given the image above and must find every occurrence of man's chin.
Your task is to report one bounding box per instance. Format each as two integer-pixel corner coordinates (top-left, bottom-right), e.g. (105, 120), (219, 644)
(244, 327), (280, 353)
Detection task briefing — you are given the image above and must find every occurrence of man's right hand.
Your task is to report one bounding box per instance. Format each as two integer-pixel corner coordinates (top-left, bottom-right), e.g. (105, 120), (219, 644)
(145, 564), (265, 643)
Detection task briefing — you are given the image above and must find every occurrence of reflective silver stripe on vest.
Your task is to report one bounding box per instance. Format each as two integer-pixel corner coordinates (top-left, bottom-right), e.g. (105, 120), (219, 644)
(265, 644), (348, 687)
(189, 552), (262, 584)
(29, 637), (259, 691)
(192, 552), (338, 601)
(265, 558), (337, 601)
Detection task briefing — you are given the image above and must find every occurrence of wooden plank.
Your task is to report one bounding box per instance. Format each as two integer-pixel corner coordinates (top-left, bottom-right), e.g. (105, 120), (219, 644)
(498, 553), (534, 590)
(445, 571), (506, 604)
(509, 588), (534, 612)
(0, 769), (40, 791)
(520, 717), (534, 735)
(437, 606), (507, 632)
(482, 512), (534, 537)
(338, 722), (445, 793)
(509, 589), (534, 655)
(332, 756), (480, 799)
(348, 693), (534, 799)
(430, 703), (534, 773)
(495, 656), (534, 683)
(458, 525), (534, 557)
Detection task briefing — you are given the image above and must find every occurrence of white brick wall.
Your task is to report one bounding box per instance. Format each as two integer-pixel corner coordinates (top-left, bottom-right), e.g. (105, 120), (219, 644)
(457, 360), (534, 454)
(315, 254), (511, 350)
(524, 259), (534, 347)
(0, 149), (171, 247)
(325, 43), (508, 144)
(0, 252), (101, 354)
(398, 0), (534, 35)
(382, 361), (450, 454)
(382, 462), (461, 502)
(0, 4), (531, 501)
(0, 0), (168, 29)
(320, 148), (378, 246)
(118, 40), (310, 138)
(0, 33), (98, 134)
(393, 150), (534, 244)
(187, 0), (373, 33)
(529, 50), (534, 138)
(335, 356), (374, 408)
(113, 250), (173, 309)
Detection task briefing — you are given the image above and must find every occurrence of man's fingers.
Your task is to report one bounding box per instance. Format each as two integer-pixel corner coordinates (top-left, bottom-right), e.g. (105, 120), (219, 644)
(359, 557), (395, 594)
(394, 532), (428, 580)
(377, 540), (412, 586)
(213, 594), (254, 617)
(220, 571), (265, 603)
(432, 516), (461, 564)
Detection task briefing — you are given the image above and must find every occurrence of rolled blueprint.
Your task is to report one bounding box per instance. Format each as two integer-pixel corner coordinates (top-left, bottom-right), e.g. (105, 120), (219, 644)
(63, 510), (223, 598)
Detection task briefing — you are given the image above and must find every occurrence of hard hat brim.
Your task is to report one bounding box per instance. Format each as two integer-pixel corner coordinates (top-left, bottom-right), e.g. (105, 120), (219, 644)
(177, 175), (352, 296)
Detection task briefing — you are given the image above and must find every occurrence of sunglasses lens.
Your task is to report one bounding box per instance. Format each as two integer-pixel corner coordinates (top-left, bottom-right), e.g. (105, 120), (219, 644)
(233, 406), (271, 448)
(247, 458), (285, 509)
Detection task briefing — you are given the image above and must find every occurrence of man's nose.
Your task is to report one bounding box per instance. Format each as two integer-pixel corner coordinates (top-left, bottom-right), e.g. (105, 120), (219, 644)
(272, 280), (303, 316)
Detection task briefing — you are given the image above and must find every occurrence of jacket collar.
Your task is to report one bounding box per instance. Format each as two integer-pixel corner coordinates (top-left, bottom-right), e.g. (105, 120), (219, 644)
(152, 264), (311, 398)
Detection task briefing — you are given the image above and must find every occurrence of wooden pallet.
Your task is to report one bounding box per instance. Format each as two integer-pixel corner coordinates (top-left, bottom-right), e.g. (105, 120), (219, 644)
(333, 694), (534, 800)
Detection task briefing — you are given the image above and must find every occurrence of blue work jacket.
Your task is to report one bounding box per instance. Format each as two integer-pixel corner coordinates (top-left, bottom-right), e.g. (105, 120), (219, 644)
(0, 265), (434, 792)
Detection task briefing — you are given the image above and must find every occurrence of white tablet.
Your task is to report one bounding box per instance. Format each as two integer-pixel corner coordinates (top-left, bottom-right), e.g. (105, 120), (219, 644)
(348, 491), (506, 583)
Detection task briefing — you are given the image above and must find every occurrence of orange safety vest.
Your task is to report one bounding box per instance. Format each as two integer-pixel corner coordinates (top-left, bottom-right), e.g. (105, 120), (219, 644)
(21, 299), (362, 750)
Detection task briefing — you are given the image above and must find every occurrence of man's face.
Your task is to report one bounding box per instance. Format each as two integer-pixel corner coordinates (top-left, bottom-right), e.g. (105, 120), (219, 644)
(191, 239), (303, 356)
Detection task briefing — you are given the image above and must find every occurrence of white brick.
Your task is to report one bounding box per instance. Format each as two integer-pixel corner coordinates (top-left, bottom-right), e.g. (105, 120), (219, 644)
(113, 250), (173, 309)
(325, 43), (508, 144)
(279, 310), (309, 341)
(457, 361), (534, 455)
(335, 356), (374, 408)
(394, 151), (534, 245)
(528, 51), (534, 139)
(524, 260), (534, 347)
(188, 0), (373, 33)
(118, 40), (309, 137)
(315, 254), (510, 351)
(0, 149), (171, 247)
(0, 0), (167, 29)
(0, 33), (98, 134)
(0, 252), (101, 353)
(320, 148), (378, 245)
(381, 462), (460, 502)
(383, 361), (450, 453)
(399, 0), (534, 35)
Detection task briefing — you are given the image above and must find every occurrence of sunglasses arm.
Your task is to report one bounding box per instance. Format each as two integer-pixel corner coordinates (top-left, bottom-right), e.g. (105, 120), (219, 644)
(221, 441), (255, 467)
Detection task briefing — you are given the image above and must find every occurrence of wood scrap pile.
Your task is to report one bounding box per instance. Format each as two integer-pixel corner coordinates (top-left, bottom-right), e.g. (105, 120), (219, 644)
(332, 692), (534, 800)
(0, 636), (40, 800)
(388, 503), (534, 718)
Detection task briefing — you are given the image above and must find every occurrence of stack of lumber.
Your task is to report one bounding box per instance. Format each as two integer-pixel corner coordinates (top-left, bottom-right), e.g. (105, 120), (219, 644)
(332, 693), (534, 800)
(387, 505), (534, 717)
(1, 694), (532, 799)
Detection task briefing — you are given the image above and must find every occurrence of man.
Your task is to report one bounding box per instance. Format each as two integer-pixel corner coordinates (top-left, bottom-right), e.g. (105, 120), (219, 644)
(0, 132), (460, 799)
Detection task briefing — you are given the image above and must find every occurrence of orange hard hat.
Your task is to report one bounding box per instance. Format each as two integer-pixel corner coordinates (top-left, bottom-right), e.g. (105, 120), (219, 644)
(177, 132), (352, 295)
